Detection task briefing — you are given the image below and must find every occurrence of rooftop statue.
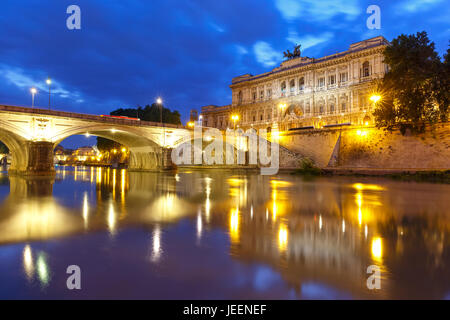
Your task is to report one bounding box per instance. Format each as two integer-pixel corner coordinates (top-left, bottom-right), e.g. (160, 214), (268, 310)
(283, 44), (301, 60)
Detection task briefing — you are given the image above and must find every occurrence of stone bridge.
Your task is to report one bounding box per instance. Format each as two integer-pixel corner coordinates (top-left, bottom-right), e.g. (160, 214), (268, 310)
(0, 105), (305, 176)
(0, 105), (193, 175)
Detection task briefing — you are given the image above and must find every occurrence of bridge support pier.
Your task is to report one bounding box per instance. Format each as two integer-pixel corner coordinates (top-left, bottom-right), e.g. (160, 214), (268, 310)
(128, 147), (175, 171)
(9, 141), (55, 176)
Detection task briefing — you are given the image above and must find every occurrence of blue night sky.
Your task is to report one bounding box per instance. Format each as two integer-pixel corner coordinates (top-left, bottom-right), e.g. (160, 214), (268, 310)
(0, 0), (449, 147)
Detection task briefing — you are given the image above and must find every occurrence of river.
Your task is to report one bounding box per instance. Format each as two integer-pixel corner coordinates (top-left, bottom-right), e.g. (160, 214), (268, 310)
(0, 166), (449, 299)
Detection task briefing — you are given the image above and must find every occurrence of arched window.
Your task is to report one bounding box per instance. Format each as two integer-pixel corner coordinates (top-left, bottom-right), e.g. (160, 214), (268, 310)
(330, 103), (335, 114)
(280, 81), (286, 96)
(238, 91), (243, 105)
(290, 79), (295, 94)
(362, 61), (370, 77)
(299, 77), (305, 91)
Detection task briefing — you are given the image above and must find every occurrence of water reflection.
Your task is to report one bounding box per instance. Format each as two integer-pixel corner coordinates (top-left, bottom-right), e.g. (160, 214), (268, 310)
(0, 168), (449, 299)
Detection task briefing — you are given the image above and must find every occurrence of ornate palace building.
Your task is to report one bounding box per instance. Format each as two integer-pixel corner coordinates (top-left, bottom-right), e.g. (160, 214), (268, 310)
(200, 36), (389, 131)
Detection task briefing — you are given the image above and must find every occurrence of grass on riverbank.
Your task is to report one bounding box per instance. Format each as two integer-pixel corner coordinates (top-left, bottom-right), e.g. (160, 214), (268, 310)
(292, 158), (324, 176)
(387, 170), (450, 183)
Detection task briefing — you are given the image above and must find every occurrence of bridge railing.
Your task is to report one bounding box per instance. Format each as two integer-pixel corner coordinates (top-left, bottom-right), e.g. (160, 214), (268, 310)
(0, 104), (185, 128)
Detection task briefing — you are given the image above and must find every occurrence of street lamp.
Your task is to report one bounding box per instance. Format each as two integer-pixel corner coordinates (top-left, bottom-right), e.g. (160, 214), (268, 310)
(370, 94), (381, 104)
(231, 114), (239, 130)
(30, 87), (37, 108)
(46, 78), (52, 110)
(156, 97), (165, 166)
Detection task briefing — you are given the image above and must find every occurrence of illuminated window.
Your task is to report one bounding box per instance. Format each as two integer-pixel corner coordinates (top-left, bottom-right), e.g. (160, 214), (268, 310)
(298, 77), (305, 91)
(329, 75), (336, 85)
(280, 81), (286, 96)
(318, 77), (325, 87)
(362, 61), (370, 77)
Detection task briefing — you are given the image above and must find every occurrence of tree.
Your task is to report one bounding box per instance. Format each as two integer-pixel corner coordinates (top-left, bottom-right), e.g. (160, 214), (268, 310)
(96, 137), (123, 152)
(373, 31), (449, 133)
(0, 142), (9, 154)
(97, 103), (182, 148)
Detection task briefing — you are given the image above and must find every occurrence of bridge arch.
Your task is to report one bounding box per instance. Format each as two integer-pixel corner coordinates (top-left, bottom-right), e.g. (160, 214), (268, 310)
(53, 124), (168, 171)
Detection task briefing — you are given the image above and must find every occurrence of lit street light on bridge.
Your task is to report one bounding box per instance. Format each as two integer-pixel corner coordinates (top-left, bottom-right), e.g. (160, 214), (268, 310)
(30, 87), (37, 108)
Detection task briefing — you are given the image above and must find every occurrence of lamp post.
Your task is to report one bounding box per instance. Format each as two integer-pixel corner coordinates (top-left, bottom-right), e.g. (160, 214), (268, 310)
(231, 114), (239, 130)
(156, 97), (165, 167)
(369, 94), (381, 126)
(30, 87), (37, 108)
(46, 78), (52, 110)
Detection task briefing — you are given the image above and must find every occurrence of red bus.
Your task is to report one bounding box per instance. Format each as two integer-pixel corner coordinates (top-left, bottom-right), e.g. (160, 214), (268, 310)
(100, 115), (140, 121)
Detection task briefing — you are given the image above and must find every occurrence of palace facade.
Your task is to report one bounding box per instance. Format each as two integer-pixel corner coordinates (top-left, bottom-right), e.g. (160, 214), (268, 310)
(200, 36), (389, 131)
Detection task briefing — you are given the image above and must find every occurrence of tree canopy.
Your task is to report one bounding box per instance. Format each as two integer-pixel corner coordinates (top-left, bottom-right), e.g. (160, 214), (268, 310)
(97, 103), (182, 151)
(373, 31), (449, 133)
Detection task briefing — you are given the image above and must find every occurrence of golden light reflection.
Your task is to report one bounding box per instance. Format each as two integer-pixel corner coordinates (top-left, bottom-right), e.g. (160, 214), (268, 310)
(37, 252), (50, 286)
(371, 237), (383, 262)
(229, 208), (240, 244)
(197, 210), (203, 240)
(278, 223), (288, 252)
(227, 177), (247, 207)
(151, 226), (162, 262)
(319, 215), (323, 230)
(23, 245), (34, 280)
(108, 202), (116, 235)
(352, 183), (384, 192)
(96, 167), (102, 184)
(83, 192), (89, 229)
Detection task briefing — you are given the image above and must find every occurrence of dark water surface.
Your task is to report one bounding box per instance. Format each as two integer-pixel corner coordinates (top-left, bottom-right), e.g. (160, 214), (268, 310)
(0, 167), (449, 299)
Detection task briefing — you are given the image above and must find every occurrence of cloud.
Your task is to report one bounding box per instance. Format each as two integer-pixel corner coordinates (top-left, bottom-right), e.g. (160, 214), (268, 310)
(286, 31), (334, 50)
(399, 0), (445, 12)
(275, 0), (360, 22)
(209, 22), (225, 33)
(253, 41), (283, 67)
(0, 65), (84, 103)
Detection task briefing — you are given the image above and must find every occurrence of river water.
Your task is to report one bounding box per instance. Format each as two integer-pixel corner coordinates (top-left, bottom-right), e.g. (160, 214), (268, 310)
(0, 166), (449, 299)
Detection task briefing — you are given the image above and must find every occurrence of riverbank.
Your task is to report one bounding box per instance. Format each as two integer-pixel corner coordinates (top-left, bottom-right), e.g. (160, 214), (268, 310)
(283, 167), (450, 183)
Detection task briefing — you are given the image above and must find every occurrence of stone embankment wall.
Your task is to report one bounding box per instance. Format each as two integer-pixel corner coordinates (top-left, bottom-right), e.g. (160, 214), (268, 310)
(281, 123), (450, 170)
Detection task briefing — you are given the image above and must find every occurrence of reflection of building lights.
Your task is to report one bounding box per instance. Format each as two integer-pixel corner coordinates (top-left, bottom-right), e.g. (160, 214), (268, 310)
(205, 198), (210, 222)
(197, 210), (202, 240)
(371, 237), (383, 261)
(278, 223), (288, 252)
(23, 245), (34, 280)
(365, 225), (368, 239)
(151, 226), (162, 262)
(83, 192), (89, 228)
(250, 205), (253, 219)
(319, 215), (323, 230)
(121, 169), (126, 196)
(108, 202), (116, 235)
(342, 219), (346, 233)
(230, 208), (239, 243)
(37, 253), (50, 286)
